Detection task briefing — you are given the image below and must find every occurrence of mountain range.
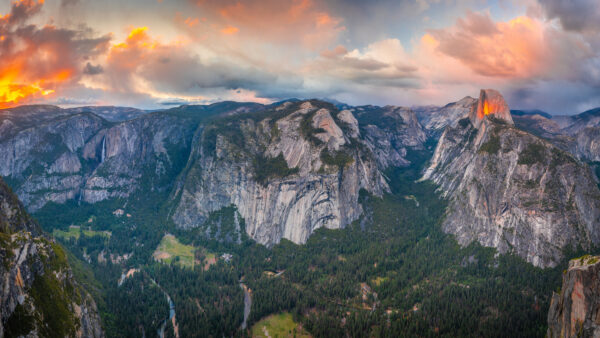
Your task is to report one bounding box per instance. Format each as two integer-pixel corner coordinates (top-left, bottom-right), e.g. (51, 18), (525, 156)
(2, 89), (600, 336)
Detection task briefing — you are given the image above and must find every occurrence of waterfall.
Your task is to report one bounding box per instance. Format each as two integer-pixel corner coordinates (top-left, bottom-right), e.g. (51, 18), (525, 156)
(100, 137), (106, 163)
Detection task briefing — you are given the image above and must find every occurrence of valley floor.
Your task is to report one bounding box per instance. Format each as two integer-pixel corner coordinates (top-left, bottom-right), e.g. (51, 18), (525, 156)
(35, 158), (572, 337)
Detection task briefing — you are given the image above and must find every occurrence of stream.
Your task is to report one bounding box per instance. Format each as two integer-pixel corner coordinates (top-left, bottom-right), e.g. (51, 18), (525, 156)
(148, 278), (178, 338)
(240, 281), (252, 330)
(157, 293), (176, 338)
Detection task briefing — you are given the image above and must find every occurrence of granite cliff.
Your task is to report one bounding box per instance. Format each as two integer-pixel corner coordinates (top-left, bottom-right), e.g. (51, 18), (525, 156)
(0, 100), (427, 247)
(171, 100), (426, 246)
(0, 177), (103, 337)
(423, 89), (600, 267)
(548, 255), (600, 337)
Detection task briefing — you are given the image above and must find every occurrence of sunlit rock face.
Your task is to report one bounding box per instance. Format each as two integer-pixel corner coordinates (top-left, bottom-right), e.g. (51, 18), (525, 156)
(423, 89), (600, 267)
(548, 255), (600, 338)
(469, 89), (513, 127)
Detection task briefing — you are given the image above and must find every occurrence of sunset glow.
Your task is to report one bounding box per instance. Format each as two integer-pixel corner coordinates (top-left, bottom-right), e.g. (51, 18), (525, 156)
(0, 0), (598, 112)
(0, 63), (71, 108)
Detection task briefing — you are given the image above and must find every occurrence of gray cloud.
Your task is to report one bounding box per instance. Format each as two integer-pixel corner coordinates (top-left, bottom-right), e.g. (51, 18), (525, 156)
(540, 0), (600, 32)
(61, 0), (80, 7)
(83, 62), (103, 75)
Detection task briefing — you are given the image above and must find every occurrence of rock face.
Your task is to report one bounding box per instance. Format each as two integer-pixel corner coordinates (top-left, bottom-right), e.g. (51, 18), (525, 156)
(548, 255), (600, 337)
(171, 100), (392, 246)
(413, 96), (477, 137)
(351, 105), (427, 168)
(0, 100), (427, 247)
(574, 127), (600, 162)
(468, 89), (513, 127)
(0, 177), (103, 337)
(545, 108), (600, 162)
(0, 103), (258, 211)
(0, 110), (193, 210)
(423, 90), (600, 267)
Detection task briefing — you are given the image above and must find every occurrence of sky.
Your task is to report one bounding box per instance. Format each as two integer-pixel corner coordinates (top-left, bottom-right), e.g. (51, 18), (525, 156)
(0, 0), (599, 114)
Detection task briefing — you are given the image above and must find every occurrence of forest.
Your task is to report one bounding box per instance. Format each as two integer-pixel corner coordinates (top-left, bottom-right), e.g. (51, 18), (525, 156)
(33, 148), (571, 337)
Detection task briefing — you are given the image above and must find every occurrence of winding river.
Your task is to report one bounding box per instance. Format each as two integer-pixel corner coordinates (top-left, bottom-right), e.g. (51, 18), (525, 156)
(117, 271), (178, 337)
(157, 293), (176, 338)
(149, 278), (178, 338)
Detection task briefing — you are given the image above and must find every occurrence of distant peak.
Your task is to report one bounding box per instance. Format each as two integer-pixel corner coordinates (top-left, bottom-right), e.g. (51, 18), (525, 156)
(469, 89), (513, 126)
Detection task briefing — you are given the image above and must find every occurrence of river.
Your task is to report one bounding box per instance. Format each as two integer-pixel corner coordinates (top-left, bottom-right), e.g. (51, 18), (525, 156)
(240, 281), (252, 330)
(148, 278), (178, 338)
(157, 293), (176, 338)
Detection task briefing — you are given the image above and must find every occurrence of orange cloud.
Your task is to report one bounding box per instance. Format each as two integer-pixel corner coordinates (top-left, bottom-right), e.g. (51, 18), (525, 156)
(427, 11), (548, 78)
(184, 17), (199, 27)
(221, 25), (238, 34)
(0, 0), (44, 26)
(194, 0), (344, 49)
(0, 0), (108, 108)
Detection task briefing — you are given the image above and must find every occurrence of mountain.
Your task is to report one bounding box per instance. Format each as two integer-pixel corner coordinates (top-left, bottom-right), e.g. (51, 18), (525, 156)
(350, 104), (427, 167)
(0, 102), (264, 211)
(0, 176), (103, 337)
(554, 108), (600, 163)
(413, 96), (477, 138)
(0, 100), (426, 247)
(65, 106), (150, 122)
(511, 112), (562, 137)
(422, 89), (600, 267)
(2, 93), (594, 336)
(558, 108), (600, 136)
(171, 100), (425, 246)
(511, 109), (553, 119)
(547, 255), (600, 337)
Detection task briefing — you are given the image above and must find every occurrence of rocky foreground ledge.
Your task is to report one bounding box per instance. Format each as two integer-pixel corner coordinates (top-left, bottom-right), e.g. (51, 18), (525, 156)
(548, 255), (600, 337)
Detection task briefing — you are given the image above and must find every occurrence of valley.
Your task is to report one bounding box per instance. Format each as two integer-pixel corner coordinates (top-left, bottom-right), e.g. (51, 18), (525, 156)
(1, 91), (600, 337)
(2, 0), (600, 336)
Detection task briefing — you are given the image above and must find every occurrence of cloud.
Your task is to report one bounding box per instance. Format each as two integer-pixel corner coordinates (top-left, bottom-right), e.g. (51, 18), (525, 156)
(60, 0), (79, 8)
(427, 11), (548, 78)
(0, 0), (110, 107)
(221, 25), (238, 35)
(81, 26), (279, 105)
(0, 0), (44, 27)
(305, 38), (420, 95)
(540, 0), (600, 33)
(412, 6), (600, 113)
(190, 0), (345, 50)
(83, 62), (103, 75)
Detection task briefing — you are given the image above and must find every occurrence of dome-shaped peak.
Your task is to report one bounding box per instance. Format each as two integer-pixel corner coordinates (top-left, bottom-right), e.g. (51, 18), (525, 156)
(469, 89), (513, 126)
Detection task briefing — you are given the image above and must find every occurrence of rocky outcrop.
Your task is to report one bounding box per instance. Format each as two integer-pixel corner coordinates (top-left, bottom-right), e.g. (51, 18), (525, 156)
(423, 90), (600, 267)
(171, 100), (390, 246)
(0, 177), (103, 337)
(548, 255), (600, 337)
(468, 89), (513, 127)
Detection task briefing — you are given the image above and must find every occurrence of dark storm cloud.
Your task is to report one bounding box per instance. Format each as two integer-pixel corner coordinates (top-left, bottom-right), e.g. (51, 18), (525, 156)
(83, 62), (103, 75)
